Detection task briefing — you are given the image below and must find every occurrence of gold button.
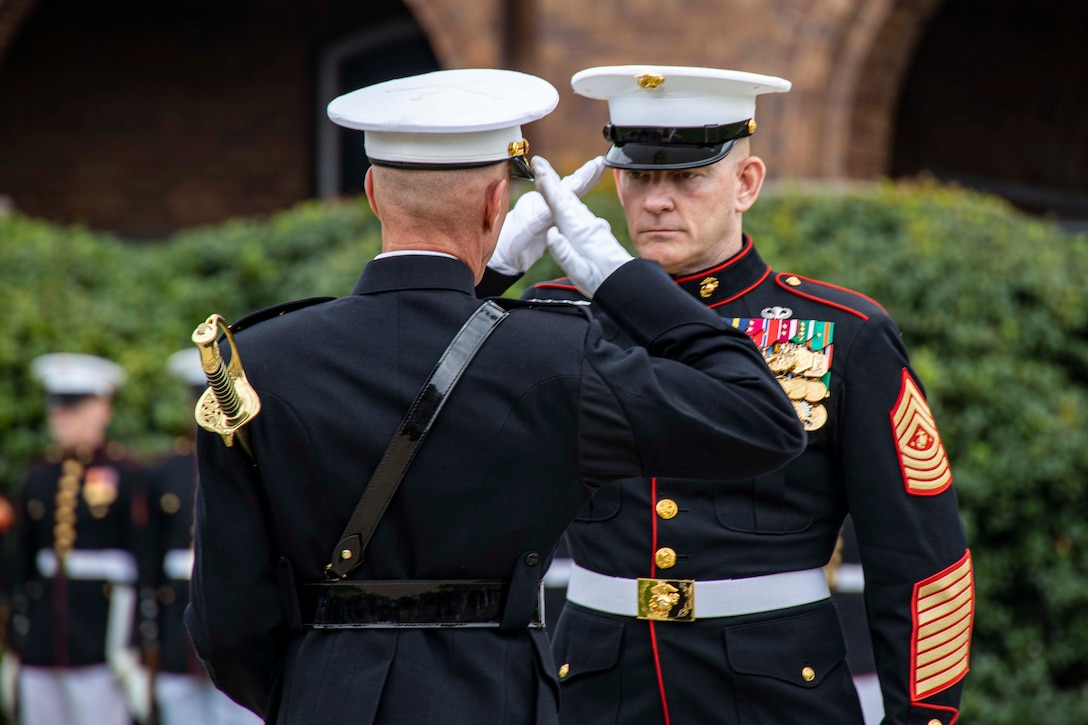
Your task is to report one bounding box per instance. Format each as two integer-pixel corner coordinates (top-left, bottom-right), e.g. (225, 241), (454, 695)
(927, 720), (942, 725)
(655, 499), (679, 520)
(654, 547), (677, 569)
(27, 500), (46, 520)
(160, 493), (181, 514)
(340, 549), (352, 560)
(785, 276), (801, 287)
(801, 666), (815, 682)
(558, 663), (570, 678)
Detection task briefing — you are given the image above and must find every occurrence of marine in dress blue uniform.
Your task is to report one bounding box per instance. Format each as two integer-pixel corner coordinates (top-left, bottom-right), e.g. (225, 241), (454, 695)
(496, 66), (972, 725)
(183, 69), (805, 725)
(13, 353), (150, 725)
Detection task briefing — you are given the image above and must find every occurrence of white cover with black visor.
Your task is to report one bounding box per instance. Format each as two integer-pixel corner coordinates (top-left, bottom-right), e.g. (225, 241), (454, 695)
(572, 65), (791, 170)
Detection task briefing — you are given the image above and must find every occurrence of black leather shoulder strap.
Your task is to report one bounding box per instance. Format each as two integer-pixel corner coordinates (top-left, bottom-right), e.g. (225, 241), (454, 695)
(325, 300), (509, 580)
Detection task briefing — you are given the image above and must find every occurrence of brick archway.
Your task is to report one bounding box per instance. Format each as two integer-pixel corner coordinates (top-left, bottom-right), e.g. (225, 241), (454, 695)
(399, 0), (501, 69)
(842, 0), (946, 179)
(776, 0), (945, 181)
(0, 0), (42, 68)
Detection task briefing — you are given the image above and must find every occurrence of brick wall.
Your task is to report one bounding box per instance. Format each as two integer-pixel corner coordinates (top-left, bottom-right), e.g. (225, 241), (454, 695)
(3, 0), (1080, 235)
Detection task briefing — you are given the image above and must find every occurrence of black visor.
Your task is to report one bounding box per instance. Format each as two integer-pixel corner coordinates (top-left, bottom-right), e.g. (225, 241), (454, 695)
(600, 119), (753, 170)
(47, 393), (97, 408)
(604, 139), (738, 170)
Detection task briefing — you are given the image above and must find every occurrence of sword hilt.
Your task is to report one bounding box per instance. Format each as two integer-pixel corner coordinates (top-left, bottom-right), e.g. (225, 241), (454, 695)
(191, 314), (261, 453)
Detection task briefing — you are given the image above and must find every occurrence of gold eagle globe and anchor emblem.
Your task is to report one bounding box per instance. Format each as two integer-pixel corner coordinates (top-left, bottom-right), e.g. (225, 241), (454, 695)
(637, 578), (695, 621)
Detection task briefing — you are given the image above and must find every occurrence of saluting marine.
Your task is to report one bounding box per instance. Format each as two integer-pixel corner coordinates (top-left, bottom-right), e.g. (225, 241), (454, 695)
(13, 353), (151, 725)
(484, 66), (973, 725)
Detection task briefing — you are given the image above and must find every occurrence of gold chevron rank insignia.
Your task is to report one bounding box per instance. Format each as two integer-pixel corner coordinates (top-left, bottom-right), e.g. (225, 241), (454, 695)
(911, 551), (974, 700)
(890, 369), (952, 495)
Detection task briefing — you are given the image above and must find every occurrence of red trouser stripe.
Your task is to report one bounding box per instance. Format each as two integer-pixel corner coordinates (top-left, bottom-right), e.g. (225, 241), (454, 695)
(649, 477), (671, 724)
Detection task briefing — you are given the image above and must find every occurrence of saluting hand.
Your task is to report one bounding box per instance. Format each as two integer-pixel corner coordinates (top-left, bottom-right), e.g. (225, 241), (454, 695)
(533, 156), (632, 297)
(489, 156), (606, 276)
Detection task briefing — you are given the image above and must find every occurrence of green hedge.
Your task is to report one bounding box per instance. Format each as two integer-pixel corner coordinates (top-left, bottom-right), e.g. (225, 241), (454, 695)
(2, 180), (1087, 722)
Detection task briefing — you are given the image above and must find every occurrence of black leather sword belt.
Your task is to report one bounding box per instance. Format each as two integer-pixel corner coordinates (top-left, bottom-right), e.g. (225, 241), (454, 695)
(297, 580), (544, 629)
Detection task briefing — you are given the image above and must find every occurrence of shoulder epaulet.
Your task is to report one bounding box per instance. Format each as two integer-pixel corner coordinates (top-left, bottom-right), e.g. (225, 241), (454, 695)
(774, 273), (886, 322)
(229, 296), (337, 333)
(486, 296), (590, 313)
(530, 277), (580, 293)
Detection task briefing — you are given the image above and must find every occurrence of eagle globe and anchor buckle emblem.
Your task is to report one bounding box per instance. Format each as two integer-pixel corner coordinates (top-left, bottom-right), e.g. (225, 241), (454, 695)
(637, 578), (695, 621)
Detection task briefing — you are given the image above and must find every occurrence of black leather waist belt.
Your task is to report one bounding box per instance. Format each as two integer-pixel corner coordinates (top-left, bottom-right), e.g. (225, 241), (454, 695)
(298, 580), (544, 629)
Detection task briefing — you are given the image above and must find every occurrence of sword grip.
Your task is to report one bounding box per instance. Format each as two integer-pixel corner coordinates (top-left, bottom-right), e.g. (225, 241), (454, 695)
(191, 314), (261, 450)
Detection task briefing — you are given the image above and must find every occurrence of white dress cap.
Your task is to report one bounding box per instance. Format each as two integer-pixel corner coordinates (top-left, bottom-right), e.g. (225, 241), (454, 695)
(166, 348), (206, 388)
(31, 353), (125, 396)
(327, 68), (559, 167)
(571, 65), (791, 127)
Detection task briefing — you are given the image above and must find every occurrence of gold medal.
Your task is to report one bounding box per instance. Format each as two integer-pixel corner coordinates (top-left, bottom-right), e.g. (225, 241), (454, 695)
(780, 377), (808, 401)
(805, 379), (829, 403)
(805, 352), (829, 378)
(792, 400), (829, 431)
(807, 403), (828, 430)
(790, 347), (813, 375)
(767, 345), (797, 374)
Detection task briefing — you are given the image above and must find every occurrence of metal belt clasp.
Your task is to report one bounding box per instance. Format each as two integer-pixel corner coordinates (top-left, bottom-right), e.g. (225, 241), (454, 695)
(637, 577), (695, 622)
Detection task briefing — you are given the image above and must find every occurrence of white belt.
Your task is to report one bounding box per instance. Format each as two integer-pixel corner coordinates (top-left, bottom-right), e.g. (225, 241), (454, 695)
(36, 548), (137, 583)
(567, 563), (830, 621)
(163, 548), (194, 581)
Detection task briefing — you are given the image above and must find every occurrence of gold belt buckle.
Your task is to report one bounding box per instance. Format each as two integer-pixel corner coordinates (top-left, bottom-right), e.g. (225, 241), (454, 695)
(636, 578), (695, 622)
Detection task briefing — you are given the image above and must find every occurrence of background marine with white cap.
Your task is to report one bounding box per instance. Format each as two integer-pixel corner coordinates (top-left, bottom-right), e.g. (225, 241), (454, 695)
(11, 352), (151, 725)
(488, 64), (973, 725)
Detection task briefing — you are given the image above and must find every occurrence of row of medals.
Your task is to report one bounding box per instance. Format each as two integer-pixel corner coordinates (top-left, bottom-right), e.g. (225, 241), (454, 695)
(765, 343), (829, 431)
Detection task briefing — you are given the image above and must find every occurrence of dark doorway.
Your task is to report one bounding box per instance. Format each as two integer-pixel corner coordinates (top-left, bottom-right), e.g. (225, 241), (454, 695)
(315, 23), (439, 199)
(891, 1), (1088, 229)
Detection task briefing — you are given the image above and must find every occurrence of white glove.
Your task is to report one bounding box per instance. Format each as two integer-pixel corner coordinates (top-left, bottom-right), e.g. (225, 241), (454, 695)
(110, 647), (152, 724)
(533, 156), (633, 297)
(489, 156), (606, 275)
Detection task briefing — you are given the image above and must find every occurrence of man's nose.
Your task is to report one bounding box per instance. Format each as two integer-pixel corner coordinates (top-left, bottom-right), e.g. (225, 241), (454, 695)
(643, 180), (674, 213)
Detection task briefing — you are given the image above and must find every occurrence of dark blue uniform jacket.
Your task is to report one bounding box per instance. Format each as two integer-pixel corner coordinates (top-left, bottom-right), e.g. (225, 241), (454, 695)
(185, 254), (805, 724)
(15, 447), (145, 667)
(529, 239), (972, 725)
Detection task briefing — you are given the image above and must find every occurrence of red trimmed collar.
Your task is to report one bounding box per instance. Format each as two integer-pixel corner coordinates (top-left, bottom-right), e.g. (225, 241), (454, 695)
(671, 236), (771, 307)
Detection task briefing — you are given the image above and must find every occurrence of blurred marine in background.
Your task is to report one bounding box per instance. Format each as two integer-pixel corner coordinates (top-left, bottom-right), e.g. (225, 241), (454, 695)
(11, 353), (151, 725)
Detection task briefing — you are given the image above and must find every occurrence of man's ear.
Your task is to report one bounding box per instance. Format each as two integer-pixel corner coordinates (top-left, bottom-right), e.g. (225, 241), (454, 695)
(483, 176), (509, 234)
(364, 167), (381, 219)
(735, 155), (766, 213)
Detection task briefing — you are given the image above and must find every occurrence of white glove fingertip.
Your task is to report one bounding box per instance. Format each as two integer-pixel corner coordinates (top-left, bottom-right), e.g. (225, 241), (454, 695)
(531, 157), (560, 196)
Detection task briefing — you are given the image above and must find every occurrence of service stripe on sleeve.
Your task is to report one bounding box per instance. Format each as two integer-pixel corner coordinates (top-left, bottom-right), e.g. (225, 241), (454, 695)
(911, 550), (974, 700)
(890, 368), (953, 496)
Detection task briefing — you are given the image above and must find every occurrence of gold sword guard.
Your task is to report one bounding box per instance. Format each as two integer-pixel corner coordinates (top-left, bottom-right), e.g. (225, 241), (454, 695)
(191, 314), (261, 452)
